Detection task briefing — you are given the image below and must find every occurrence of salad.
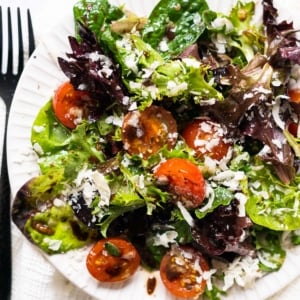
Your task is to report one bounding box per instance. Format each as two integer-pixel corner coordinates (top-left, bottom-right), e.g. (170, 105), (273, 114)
(11, 0), (300, 299)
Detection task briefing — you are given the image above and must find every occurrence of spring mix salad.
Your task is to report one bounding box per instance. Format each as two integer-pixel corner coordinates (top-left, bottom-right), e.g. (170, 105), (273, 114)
(12, 0), (300, 298)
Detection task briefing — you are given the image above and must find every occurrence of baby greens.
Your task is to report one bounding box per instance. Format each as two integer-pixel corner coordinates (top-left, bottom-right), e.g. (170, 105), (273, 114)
(11, 0), (300, 299)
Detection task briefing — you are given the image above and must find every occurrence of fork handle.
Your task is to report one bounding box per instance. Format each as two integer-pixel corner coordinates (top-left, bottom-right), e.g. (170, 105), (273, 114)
(0, 112), (12, 300)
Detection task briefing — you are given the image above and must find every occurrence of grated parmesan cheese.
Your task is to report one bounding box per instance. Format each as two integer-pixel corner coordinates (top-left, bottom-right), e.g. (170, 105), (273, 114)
(213, 256), (263, 291)
(43, 237), (62, 252)
(153, 231), (178, 248)
(32, 125), (45, 133)
(176, 201), (195, 227)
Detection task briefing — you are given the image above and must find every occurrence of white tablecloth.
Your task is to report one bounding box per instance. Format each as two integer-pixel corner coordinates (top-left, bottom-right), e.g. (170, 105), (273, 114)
(2, 0), (300, 299)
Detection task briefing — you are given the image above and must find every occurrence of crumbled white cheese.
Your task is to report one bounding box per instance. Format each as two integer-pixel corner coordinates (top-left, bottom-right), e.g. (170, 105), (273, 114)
(125, 53), (139, 73)
(121, 155), (131, 168)
(53, 198), (65, 207)
(210, 17), (233, 32)
(158, 37), (169, 52)
(193, 12), (202, 26)
(182, 57), (201, 68)
(211, 170), (246, 191)
(129, 81), (143, 90)
(43, 237), (62, 252)
(68, 107), (83, 125)
(202, 269), (217, 291)
(235, 192), (247, 217)
(166, 81), (188, 97)
(257, 251), (278, 269)
(153, 230), (178, 248)
(211, 33), (228, 54)
(122, 96), (130, 105)
(105, 115), (123, 127)
(32, 142), (44, 155)
(32, 125), (45, 133)
(137, 174), (145, 189)
(272, 95), (289, 130)
(176, 201), (195, 227)
(214, 256), (263, 291)
(77, 83), (88, 90)
(198, 184), (214, 212)
(74, 168), (111, 207)
(128, 101), (137, 111)
(126, 110), (141, 127)
(203, 156), (217, 174)
(144, 85), (159, 99)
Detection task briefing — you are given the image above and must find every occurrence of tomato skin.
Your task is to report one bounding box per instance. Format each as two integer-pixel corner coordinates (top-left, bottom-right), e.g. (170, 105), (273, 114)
(288, 121), (300, 138)
(182, 117), (232, 161)
(52, 81), (97, 129)
(160, 245), (209, 299)
(86, 238), (140, 283)
(288, 89), (300, 114)
(154, 158), (206, 208)
(122, 105), (177, 158)
(288, 89), (300, 103)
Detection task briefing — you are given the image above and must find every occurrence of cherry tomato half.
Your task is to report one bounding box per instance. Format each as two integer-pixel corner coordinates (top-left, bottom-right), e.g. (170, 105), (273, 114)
(154, 158), (206, 208)
(52, 81), (98, 129)
(288, 88), (300, 114)
(86, 237), (140, 283)
(122, 105), (177, 158)
(182, 117), (232, 161)
(287, 121), (300, 138)
(288, 89), (300, 103)
(160, 245), (209, 299)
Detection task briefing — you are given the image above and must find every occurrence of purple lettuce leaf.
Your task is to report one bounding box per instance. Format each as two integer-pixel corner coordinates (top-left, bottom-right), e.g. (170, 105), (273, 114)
(263, 0), (300, 66)
(191, 199), (255, 257)
(58, 22), (129, 110)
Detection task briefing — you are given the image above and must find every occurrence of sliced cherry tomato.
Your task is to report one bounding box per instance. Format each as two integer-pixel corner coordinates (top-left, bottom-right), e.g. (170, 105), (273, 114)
(122, 105), (177, 158)
(160, 245), (209, 299)
(181, 117), (232, 161)
(154, 158), (206, 208)
(86, 237), (140, 283)
(52, 81), (98, 129)
(287, 121), (300, 138)
(288, 89), (300, 103)
(288, 89), (300, 114)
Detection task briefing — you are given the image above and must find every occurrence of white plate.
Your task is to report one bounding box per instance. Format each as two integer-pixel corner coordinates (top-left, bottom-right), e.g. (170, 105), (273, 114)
(7, 0), (300, 299)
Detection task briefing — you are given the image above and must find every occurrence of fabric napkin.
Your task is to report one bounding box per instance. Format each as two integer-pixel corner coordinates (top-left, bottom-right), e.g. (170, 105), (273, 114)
(6, 0), (300, 299)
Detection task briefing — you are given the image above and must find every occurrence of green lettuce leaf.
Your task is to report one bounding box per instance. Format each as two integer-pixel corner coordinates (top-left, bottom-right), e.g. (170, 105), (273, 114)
(73, 0), (124, 41)
(195, 186), (234, 219)
(31, 100), (106, 192)
(252, 225), (286, 271)
(142, 0), (209, 58)
(113, 34), (223, 108)
(206, 0), (265, 66)
(244, 158), (300, 231)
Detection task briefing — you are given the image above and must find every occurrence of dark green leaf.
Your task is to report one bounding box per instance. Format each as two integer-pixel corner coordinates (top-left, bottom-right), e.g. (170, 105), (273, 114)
(195, 186), (233, 219)
(142, 0), (209, 58)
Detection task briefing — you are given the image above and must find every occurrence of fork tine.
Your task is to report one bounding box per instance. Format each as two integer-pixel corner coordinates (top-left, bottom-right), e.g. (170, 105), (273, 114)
(0, 7), (35, 76)
(16, 7), (24, 74)
(27, 9), (35, 57)
(6, 7), (13, 75)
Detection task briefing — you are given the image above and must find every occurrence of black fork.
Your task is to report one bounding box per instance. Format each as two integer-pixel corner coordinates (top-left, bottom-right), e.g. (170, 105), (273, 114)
(0, 6), (35, 300)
